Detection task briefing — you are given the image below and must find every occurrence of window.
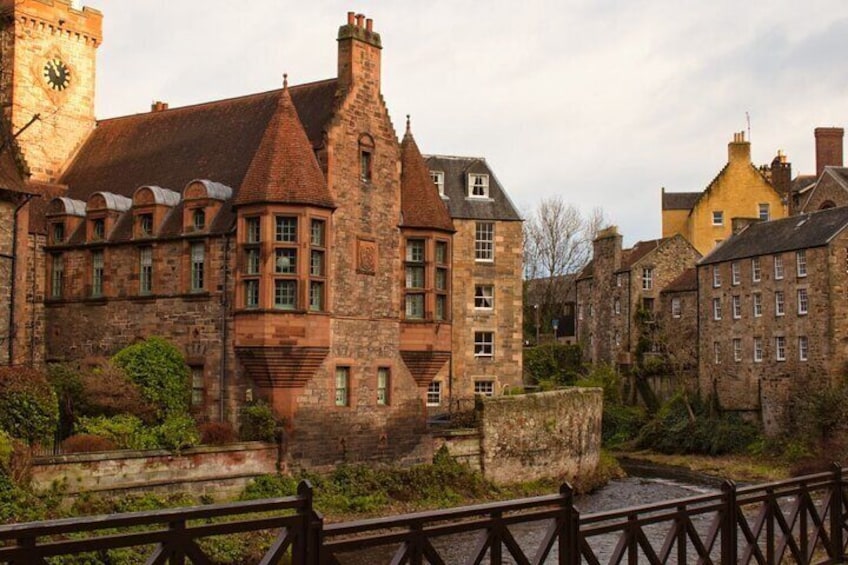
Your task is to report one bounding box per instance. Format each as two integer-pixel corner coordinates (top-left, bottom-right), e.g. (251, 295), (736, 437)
(430, 171), (445, 197)
(377, 367), (390, 406)
(642, 268), (653, 290)
(192, 208), (206, 230)
(275, 248), (297, 274)
(712, 298), (722, 320)
(405, 294), (424, 319)
(468, 173), (489, 198)
(799, 336), (808, 361)
(616, 274), (622, 287)
(275, 217), (297, 242)
(245, 248), (260, 275)
(671, 297), (681, 318)
(474, 381), (495, 397)
(753, 293), (762, 317)
(191, 366), (204, 407)
(713, 341), (721, 364)
(758, 203), (770, 221)
(732, 295), (741, 319)
(712, 211), (724, 225)
(775, 291), (785, 316)
(139, 214), (153, 237)
(309, 281), (324, 311)
(435, 241), (448, 264)
(190, 242), (205, 292)
(775, 336), (786, 361)
(733, 338), (742, 362)
(91, 250), (104, 297)
(753, 337), (763, 362)
(774, 255), (784, 280)
(475, 222), (494, 261)
(797, 288), (808, 315)
(245, 279), (259, 308)
(426, 381), (442, 406)
(474, 331), (494, 358)
(274, 280), (297, 310)
(614, 298), (621, 315)
(360, 149), (372, 182)
(310, 219), (325, 247)
(796, 250), (807, 277)
(310, 251), (324, 277)
(731, 262), (740, 285)
(435, 295), (447, 321)
(92, 218), (105, 240)
(246, 217), (261, 243)
(309, 219), (326, 312)
(139, 246), (153, 295)
(642, 297), (654, 311)
(712, 266), (721, 288)
(52, 222), (65, 244)
(751, 258), (761, 282)
(50, 253), (63, 298)
(335, 367), (349, 407)
(405, 239), (425, 319)
(475, 285), (494, 309)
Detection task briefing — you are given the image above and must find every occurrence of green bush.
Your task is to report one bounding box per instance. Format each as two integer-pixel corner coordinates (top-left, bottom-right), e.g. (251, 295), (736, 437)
(240, 473), (299, 501)
(74, 415), (159, 451)
(239, 403), (277, 442)
(575, 364), (622, 405)
(524, 343), (582, 386)
(156, 413), (199, 452)
(0, 430), (12, 475)
(602, 404), (648, 447)
(47, 363), (84, 440)
(0, 366), (59, 445)
(112, 337), (190, 420)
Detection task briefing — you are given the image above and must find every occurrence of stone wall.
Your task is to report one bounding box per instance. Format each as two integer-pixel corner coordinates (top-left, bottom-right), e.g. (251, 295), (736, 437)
(31, 443), (278, 501)
(478, 389), (602, 485)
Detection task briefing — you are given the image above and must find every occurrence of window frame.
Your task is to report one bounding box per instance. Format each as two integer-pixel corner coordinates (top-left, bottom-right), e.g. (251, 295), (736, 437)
(642, 267), (653, 291)
(733, 338), (742, 362)
(775, 336), (786, 362)
(430, 170), (445, 197)
(190, 242), (205, 293)
(774, 255), (784, 280)
(426, 381), (442, 406)
(377, 367), (390, 406)
(731, 295), (741, 319)
(671, 297), (681, 318)
(474, 331), (494, 358)
(753, 293), (763, 317)
(712, 297), (722, 320)
(712, 266), (721, 288)
(797, 288), (809, 315)
(474, 380), (495, 397)
(50, 253), (64, 299)
(474, 284), (494, 310)
(751, 257), (761, 282)
(713, 341), (721, 364)
(799, 336), (808, 361)
(467, 173), (490, 199)
(91, 249), (104, 297)
(475, 222), (494, 262)
(334, 366), (350, 407)
(775, 291), (785, 317)
(139, 246), (153, 295)
(731, 262), (740, 285)
(712, 211), (724, 226)
(753, 337), (763, 362)
(796, 250), (807, 277)
(758, 203), (770, 222)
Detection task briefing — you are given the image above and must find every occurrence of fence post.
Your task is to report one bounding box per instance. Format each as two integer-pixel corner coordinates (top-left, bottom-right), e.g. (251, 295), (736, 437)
(295, 480), (312, 565)
(721, 480), (737, 565)
(559, 482), (579, 565)
(831, 463), (845, 563)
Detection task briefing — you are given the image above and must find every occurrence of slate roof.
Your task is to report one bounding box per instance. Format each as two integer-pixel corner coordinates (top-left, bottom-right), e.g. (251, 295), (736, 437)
(400, 125), (454, 232)
(617, 238), (665, 271)
(661, 191), (700, 211)
(699, 205), (848, 265)
(60, 79), (339, 206)
(661, 267), (697, 294)
(792, 174), (817, 195)
(234, 85), (333, 209)
(423, 155), (521, 221)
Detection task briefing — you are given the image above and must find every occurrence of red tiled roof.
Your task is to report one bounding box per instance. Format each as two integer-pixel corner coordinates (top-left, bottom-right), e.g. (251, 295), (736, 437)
(59, 79), (339, 202)
(400, 125), (454, 232)
(234, 85), (333, 208)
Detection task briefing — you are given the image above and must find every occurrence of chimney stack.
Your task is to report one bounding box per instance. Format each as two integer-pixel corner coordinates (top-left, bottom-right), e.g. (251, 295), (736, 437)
(815, 127), (843, 177)
(769, 150), (791, 195)
(337, 12), (382, 93)
(151, 101), (169, 112)
(728, 131), (751, 164)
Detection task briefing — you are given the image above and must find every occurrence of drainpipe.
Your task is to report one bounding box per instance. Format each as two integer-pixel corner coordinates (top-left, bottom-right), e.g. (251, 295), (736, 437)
(220, 233), (231, 422)
(7, 193), (33, 365)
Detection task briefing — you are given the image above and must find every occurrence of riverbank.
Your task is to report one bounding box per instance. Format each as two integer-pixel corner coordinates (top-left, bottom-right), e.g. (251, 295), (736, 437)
(612, 449), (791, 484)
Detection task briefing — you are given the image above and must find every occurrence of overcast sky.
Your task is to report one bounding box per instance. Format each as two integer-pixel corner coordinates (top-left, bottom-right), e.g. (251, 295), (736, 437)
(91, 1), (848, 245)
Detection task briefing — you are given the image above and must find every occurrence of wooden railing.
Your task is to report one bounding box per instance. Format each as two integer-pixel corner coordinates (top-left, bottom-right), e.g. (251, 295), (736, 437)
(1, 464), (846, 564)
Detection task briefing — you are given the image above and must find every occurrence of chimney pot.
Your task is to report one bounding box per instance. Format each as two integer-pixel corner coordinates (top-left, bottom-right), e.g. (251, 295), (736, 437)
(366, 18), (373, 32)
(347, 12), (355, 25)
(151, 101), (168, 112)
(355, 13), (365, 27)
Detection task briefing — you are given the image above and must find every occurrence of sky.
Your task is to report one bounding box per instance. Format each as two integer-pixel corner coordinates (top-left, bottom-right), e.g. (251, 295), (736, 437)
(90, 1), (848, 245)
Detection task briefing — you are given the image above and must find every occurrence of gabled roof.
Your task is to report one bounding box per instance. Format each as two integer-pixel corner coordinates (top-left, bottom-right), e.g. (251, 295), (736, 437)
(60, 79), (339, 204)
(797, 167), (848, 213)
(792, 174), (817, 195)
(699, 206), (848, 265)
(661, 267), (697, 294)
(618, 238), (665, 271)
(400, 123), (453, 232)
(423, 155), (521, 221)
(234, 84), (333, 209)
(661, 191), (700, 211)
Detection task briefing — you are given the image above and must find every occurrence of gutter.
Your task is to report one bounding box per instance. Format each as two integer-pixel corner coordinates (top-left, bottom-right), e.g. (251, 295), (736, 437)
(220, 233), (231, 422)
(7, 193), (34, 365)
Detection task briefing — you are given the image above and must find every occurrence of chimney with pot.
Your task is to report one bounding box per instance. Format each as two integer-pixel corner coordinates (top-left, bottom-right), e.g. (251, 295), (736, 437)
(151, 101), (169, 112)
(728, 131), (751, 165)
(769, 149), (791, 195)
(814, 127), (843, 177)
(337, 11), (382, 93)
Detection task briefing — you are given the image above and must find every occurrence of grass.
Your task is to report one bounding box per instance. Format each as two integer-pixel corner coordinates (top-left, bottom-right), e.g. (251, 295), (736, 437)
(613, 448), (791, 483)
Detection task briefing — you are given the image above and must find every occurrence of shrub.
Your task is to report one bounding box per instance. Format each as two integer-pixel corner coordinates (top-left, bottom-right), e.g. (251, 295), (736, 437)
(239, 403), (277, 442)
(78, 362), (156, 423)
(0, 366), (59, 445)
(47, 363), (84, 440)
(74, 415), (158, 450)
(575, 364), (623, 405)
(0, 430), (12, 475)
(112, 337), (190, 420)
(602, 404), (648, 447)
(61, 434), (118, 454)
(240, 474), (299, 501)
(199, 421), (236, 445)
(524, 343), (582, 386)
(156, 413), (199, 452)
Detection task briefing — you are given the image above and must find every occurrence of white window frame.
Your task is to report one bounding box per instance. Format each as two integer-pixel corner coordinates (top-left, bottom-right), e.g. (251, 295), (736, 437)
(712, 298), (722, 320)
(712, 266), (721, 288)
(796, 250), (807, 277)
(474, 331), (494, 358)
(430, 170), (445, 197)
(377, 367), (390, 406)
(753, 337), (763, 362)
(758, 203), (770, 221)
(671, 297), (681, 318)
(474, 380), (495, 397)
(732, 295), (741, 319)
(799, 336), (808, 361)
(712, 211), (724, 226)
(642, 268), (653, 291)
(468, 173), (490, 198)
(713, 341), (721, 364)
(426, 381), (442, 406)
(775, 336), (786, 361)
(753, 293), (762, 317)
(614, 298), (621, 315)
(733, 338), (742, 362)
(774, 255), (784, 280)
(797, 288), (809, 315)
(334, 367), (349, 407)
(731, 262), (740, 285)
(475, 222), (494, 262)
(752, 257), (761, 282)
(474, 285), (494, 310)
(775, 291), (784, 317)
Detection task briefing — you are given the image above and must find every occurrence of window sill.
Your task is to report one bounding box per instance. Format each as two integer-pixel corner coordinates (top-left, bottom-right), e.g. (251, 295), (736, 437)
(131, 295), (157, 303)
(182, 292), (211, 301)
(83, 297), (108, 305)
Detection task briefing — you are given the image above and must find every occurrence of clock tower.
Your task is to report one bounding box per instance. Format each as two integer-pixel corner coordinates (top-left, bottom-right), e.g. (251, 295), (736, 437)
(0, 0), (102, 182)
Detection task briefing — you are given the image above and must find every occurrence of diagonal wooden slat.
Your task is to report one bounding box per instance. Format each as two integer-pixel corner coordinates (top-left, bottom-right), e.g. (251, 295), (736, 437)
(657, 514), (682, 562)
(607, 529), (629, 564)
(421, 537), (446, 565)
(389, 541), (410, 565)
(145, 544), (169, 565)
(634, 526), (664, 565)
(258, 527), (293, 565)
(499, 524), (531, 565)
(466, 529), (492, 565)
(531, 516), (559, 564)
(737, 503), (767, 564)
(578, 536), (603, 565)
(182, 539), (213, 565)
(772, 491), (804, 562)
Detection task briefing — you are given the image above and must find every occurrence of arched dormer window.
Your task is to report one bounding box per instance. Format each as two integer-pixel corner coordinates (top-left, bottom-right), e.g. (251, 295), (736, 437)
(182, 179), (232, 233)
(132, 185), (180, 239)
(358, 133), (375, 183)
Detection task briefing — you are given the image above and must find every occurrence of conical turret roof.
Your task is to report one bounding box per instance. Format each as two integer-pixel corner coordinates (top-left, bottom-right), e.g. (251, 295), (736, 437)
(400, 118), (454, 232)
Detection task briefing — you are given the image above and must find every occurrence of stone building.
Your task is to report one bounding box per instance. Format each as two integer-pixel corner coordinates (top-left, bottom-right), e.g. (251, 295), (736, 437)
(0, 1), (524, 465)
(574, 227), (699, 369)
(791, 127), (848, 214)
(661, 132), (788, 255)
(697, 206), (848, 433)
(424, 155), (523, 405)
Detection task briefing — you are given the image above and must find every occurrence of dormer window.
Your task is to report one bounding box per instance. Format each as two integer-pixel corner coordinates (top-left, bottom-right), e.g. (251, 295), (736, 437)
(138, 214), (153, 237)
(92, 218), (105, 241)
(192, 208), (206, 230)
(51, 222), (65, 244)
(430, 171), (445, 197)
(468, 174), (489, 198)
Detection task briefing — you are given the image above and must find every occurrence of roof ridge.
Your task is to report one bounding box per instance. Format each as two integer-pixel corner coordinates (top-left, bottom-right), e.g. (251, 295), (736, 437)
(423, 154), (487, 161)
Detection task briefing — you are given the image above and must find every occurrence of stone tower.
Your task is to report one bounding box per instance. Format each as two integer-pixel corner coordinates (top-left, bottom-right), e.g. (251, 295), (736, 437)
(0, 0), (102, 182)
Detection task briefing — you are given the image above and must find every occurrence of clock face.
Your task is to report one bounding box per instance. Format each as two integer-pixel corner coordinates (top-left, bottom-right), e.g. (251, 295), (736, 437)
(43, 58), (70, 91)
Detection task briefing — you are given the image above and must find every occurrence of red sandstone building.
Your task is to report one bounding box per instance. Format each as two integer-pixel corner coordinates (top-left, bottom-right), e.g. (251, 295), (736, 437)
(0, 1), (524, 465)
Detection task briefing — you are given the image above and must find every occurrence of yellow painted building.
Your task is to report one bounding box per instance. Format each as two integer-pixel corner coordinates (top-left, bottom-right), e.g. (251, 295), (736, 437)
(661, 132), (787, 256)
